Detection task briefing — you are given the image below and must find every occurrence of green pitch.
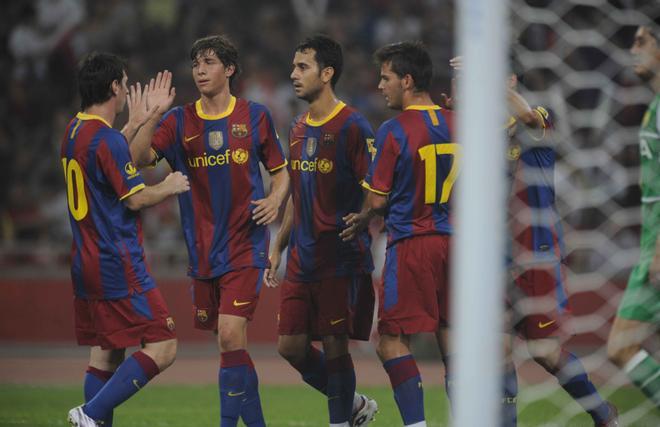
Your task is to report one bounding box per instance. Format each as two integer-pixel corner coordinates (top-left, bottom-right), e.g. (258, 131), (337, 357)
(0, 384), (657, 426)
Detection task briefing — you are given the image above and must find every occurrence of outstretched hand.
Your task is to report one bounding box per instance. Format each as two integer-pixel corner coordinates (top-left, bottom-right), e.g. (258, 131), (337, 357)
(340, 211), (369, 242)
(146, 70), (176, 116)
(126, 82), (159, 129)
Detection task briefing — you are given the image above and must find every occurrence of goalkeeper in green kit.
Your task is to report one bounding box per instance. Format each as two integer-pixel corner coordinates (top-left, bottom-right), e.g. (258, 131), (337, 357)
(607, 24), (660, 408)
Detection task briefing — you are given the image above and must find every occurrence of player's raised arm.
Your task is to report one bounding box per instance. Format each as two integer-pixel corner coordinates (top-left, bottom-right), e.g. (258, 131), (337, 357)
(121, 82), (159, 143)
(264, 195), (293, 288)
(129, 70), (176, 168)
(124, 171), (189, 211)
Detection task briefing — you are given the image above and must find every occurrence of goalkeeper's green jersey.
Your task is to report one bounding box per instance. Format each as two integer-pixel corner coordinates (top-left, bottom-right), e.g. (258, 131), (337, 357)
(640, 94), (660, 203)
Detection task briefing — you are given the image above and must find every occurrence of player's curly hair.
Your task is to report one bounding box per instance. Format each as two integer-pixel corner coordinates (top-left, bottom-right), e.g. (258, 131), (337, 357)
(190, 35), (241, 87)
(77, 52), (127, 110)
(374, 41), (433, 92)
(295, 34), (343, 88)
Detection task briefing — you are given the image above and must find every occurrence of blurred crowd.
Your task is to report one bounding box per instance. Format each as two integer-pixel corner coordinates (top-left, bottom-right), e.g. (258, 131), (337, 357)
(0, 0), (455, 273)
(1, 0), (658, 278)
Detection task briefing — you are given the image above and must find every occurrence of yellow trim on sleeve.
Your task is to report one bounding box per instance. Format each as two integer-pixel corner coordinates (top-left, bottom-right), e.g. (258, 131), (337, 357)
(195, 96), (236, 120)
(269, 159), (288, 173)
(361, 181), (390, 196)
(305, 101), (346, 127)
(404, 104), (441, 111)
(119, 183), (145, 201)
(76, 112), (111, 128)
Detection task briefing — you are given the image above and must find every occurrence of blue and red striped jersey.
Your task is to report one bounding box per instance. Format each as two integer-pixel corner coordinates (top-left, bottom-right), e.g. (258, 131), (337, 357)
(60, 113), (154, 300)
(363, 105), (456, 246)
(152, 97), (287, 279)
(285, 102), (375, 282)
(507, 106), (565, 265)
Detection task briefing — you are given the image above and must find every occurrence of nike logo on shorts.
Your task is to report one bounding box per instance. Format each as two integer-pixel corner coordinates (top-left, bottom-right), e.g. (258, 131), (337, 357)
(228, 391), (245, 397)
(538, 320), (556, 329)
(330, 318), (345, 325)
(233, 299), (251, 307)
(132, 379), (141, 390)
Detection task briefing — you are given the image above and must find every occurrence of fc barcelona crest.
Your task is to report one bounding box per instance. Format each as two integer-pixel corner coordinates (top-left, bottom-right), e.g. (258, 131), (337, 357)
(231, 123), (248, 138)
(306, 137), (317, 157)
(322, 133), (335, 145)
(209, 131), (224, 150)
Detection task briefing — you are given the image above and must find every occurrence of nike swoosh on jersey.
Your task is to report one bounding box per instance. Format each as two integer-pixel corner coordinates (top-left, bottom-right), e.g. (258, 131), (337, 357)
(330, 318), (345, 325)
(290, 139), (301, 147)
(233, 299), (251, 307)
(184, 134), (200, 142)
(538, 320), (556, 329)
(132, 379), (141, 390)
(228, 391), (246, 397)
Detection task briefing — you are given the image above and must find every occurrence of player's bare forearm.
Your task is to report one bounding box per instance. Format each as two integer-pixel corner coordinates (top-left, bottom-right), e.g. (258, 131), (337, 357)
(130, 116), (160, 168)
(274, 196), (293, 253)
(251, 168), (290, 225)
(124, 172), (189, 211)
(340, 191), (386, 241)
(121, 124), (139, 144)
(507, 89), (543, 129)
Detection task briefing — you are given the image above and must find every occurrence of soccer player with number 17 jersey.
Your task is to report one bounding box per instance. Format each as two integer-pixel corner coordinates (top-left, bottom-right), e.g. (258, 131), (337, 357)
(343, 42), (456, 427)
(130, 36), (289, 427)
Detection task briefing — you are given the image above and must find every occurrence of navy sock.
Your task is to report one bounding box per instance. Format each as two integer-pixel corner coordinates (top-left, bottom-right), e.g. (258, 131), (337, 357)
(84, 351), (159, 422)
(291, 345), (328, 395)
(501, 364), (518, 427)
(84, 367), (114, 427)
(239, 355), (265, 427)
(220, 350), (250, 427)
(442, 355), (453, 413)
(384, 354), (425, 425)
(548, 351), (609, 424)
(326, 354), (356, 424)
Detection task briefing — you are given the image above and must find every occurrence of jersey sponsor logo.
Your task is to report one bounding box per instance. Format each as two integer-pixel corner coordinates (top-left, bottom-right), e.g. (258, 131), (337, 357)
(231, 123), (248, 138)
(186, 149), (250, 168)
(166, 316), (176, 331)
(537, 320), (555, 329)
(507, 145), (521, 160)
(196, 309), (209, 323)
(184, 134), (200, 143)
(330, 318), (345, 325)
(233, 299), (251, 307)
(290, 158), (333, 174)
(306, 137), (317, 157)
(124, 162), (139, 178)
(232, 148), (249, 165)
(366, 138), (377, 161)
(209, 131), (224, 150)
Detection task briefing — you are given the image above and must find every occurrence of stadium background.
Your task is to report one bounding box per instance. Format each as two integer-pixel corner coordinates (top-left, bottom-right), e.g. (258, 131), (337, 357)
(1, 0), (660, 426)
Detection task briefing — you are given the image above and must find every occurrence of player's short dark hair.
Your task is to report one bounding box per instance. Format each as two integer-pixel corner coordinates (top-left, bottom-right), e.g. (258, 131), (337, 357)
(295, 34), (343, 88)
(374, 41), (433, 92)
(190, 35), (241, 86)
(77, 52), (127, 110)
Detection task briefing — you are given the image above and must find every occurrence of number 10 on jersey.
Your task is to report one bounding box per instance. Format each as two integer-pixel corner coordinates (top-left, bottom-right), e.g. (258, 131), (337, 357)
(61, 158), (89, 221)
(418, 143), (461, 204)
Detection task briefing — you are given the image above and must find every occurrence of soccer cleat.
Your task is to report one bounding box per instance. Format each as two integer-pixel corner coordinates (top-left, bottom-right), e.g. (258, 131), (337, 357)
(595, 401), (619, 427)
(68, 405), (98, 426)
(351, 394), (378, 426)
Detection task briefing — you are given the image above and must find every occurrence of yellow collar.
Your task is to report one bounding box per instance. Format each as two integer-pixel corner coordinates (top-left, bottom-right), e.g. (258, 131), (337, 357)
(195, 96), (236, 120)
(404, 104), (441, 111)
(306, 101), (346, 127)
(76, 112), (111, 127)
